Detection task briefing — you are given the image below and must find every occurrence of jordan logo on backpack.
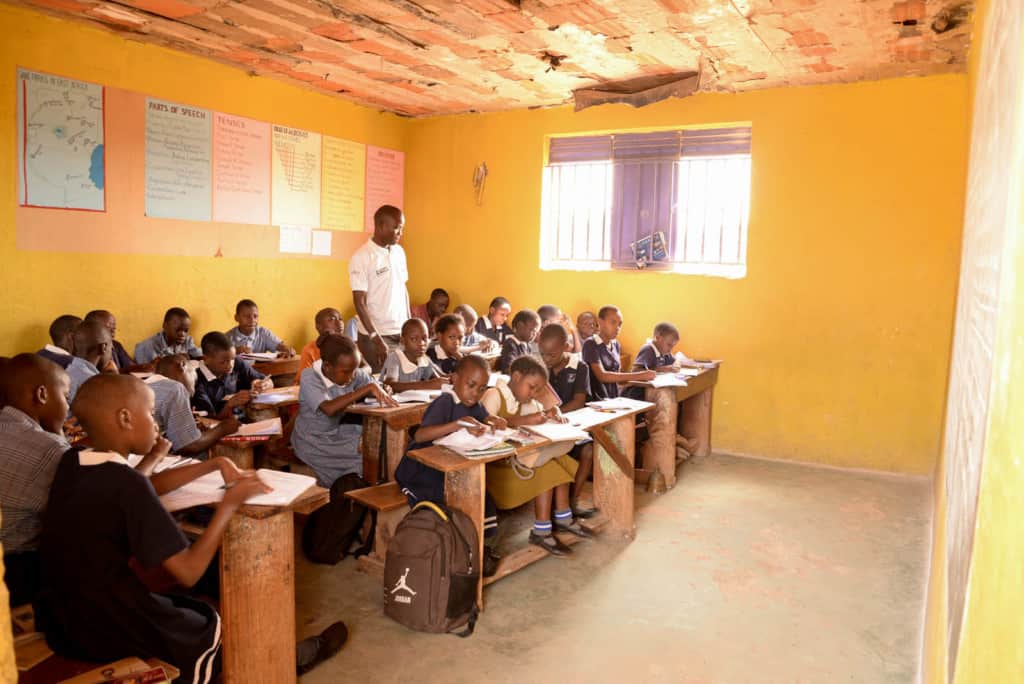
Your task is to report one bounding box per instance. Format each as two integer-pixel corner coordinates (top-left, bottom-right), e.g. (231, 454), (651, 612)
(390, 568), (417, 604)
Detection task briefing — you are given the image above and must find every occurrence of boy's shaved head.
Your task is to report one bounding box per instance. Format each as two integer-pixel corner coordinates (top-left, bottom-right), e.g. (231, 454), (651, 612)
(3, 354), (71, 434)
(49, 314), (82, 350)
(72, 375), (156, 456)
(74, 320), (113, 370)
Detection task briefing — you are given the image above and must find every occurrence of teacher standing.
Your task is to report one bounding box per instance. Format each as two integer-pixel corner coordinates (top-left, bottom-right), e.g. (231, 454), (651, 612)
(350, 205), (410, 373)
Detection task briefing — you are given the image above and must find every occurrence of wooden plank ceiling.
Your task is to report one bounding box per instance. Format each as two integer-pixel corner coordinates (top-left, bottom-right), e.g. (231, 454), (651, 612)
(5, 0), (974, 116)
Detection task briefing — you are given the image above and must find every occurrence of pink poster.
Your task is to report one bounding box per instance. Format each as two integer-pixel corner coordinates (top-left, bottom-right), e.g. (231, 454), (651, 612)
(213, 112), (271, 225)
(364, 145), (404, 231)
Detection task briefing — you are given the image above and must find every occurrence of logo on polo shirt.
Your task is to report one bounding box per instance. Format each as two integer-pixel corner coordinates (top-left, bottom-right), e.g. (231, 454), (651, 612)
(375, 265), (391, 276)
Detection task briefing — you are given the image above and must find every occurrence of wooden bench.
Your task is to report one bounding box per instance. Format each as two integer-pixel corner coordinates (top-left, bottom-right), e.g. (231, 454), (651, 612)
(344, 481), (408, 579)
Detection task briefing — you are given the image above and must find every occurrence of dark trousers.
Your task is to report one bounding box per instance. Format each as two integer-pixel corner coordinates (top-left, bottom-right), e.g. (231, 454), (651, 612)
(4, 551), (40, 608)
(357, 333), (401, 374)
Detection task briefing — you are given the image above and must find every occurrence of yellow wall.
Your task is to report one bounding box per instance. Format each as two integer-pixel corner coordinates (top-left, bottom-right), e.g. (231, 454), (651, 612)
(922, 0), (1024, 680)
(404, 75), (969, 474)
(0, 3), (407, 356)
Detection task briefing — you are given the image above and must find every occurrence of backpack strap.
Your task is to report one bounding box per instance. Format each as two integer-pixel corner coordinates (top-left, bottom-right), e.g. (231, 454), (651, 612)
(452, 605), (478, 638)
(412, 500), (449, 521)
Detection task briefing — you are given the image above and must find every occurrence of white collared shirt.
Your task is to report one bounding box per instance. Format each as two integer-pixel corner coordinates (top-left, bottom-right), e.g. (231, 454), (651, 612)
(44, 344), (70, 356)
(348, 238), (410, 336)
(197, 361), (217, 382)
(78, 450), (132, 467)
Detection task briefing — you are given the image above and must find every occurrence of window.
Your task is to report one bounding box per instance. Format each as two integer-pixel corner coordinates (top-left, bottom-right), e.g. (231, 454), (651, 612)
(540, 126), (752, 278)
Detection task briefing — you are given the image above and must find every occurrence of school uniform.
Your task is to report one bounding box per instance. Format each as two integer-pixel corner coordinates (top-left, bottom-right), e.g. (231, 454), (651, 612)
(409, 303), (438, 333)
(292, 361), (371, 487)
(426, 345), (458, 375)
(294, 339), (320, 384)
(145, 375), (201, 453)
(111, 340), (134, 371)
(394, 393), (497, 537)
(498, 337), (536, 374)
(0, 406), (70, 606)
(624, 342), (675, 400)
(36, 448), (221, 683)
(460, 330), (491, 350)
(581, 334), (622, 400)
(549, 354), (591, 407)
(480, 381), (576, 510)
(379, 349), (440, 385)
(225, 326), (283, 354)
(134, 332), (202, 365)
(191, 360), (265, 417)
(36, 344), (74, 370)
(66, 357), (100, 406)
(475, 316), (513, 344)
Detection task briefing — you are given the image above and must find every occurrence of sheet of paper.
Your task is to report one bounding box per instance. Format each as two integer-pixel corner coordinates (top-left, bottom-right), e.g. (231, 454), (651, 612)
(212, 112), (271, 225)
(311, 229), (332, 256)
(271, 125), (321, 227)
(230, 417), (282, 437)
(145, 98), (212, 221)
(523, 422), (591, 442)
(675, 367), (702, 377)
(435, 428), (515, 455)
(587, 397), (654, 411)
(363, 145), (404, 231)
(17, 68), (105, 211)
(648, 373), (689, 388)
(239, 351), (278, 361)
(279, 225), (311, 254)
(321, 135), (365, 231)
(391, 389), (441, 403)
(252, 389), (298, 405)
(562, 407), (613, 430)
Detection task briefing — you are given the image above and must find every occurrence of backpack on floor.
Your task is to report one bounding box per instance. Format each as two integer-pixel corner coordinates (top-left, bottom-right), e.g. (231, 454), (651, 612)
(302, 473), (371, 565)
(383, 501), (479, 637)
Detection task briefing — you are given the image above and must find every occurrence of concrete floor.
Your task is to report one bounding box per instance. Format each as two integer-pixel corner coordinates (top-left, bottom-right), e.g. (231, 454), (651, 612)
(294, 454), (931, 683)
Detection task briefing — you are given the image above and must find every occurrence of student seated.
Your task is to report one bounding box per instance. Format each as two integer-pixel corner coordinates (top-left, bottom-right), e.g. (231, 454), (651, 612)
(475, 296), (513, 344)
(538, 304), (582, 353)
(576, 310), (598, 344)
(67, 320), (114, 405)
(152, 355), (240, 457)
(226, 298), (294, 356)
(379, 319), (444, 393)
(582, 306), (655, 400)
(481, 356), (593, 557)
(84, 309), (134, 371)
(295, 307), (344, 383)
(37, 314), (82, 369)
(426, 314), (464, 375)
(409, 288), (449, 333)
(193, 332), (273, 419)
(293, 335), (396, 488)
(499, 309), (541, 374)
(134, 307), (202, 365)
(0, 355), (71, 607)
(394, 355), (506, 575)
(35, 374), (348, 681)
(453, 304), (496, 353)
(537, 324), (596, 518)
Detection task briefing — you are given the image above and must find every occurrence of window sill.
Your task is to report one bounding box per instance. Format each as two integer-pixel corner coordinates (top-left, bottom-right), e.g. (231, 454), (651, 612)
(541, 260), (746, 279)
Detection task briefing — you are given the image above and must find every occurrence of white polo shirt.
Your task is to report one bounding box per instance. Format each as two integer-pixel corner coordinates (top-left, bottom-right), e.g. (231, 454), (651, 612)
(348, 238), (410, 336)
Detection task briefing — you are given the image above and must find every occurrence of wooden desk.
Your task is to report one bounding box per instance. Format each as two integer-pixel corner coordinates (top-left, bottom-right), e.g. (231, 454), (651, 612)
(198, 417), (274, 470)
(215, 486), (328, 683)
(246, 385), (300, 423)
(407, 405), (643, 608)
(346, 402), (429, 483)
(635, 366), (719, 489)
(251, 356), (301, 384)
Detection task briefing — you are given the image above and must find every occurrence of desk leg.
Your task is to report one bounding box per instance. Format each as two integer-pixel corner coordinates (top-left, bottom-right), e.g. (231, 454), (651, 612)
(593, 416), (636, 539)
(361, 416), (384, 484)
(679, 387), (714, 460)
(220, 511), (296, 684)
(643, 387), (678, 488)
(212, 444), (254, 470)
(384, 426), (408, 482)
(443, 465), (485, 609)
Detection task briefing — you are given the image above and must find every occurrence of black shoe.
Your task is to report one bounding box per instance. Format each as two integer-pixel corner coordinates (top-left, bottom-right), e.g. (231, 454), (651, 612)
(571, 503), (598, 519)
(554, 520), (596, 539)
(483, 546), (501, 578)
(528, 531), (573, 557)
(297, 621), (349, 675)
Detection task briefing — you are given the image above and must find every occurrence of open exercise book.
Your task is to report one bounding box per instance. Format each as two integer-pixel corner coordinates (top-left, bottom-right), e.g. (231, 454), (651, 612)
(587, 397), (654, 411)
(251, 388), (299, 405)
(435, 428), (518, 458)
(158, 468), (317, 512)
(239, 351), (278, 361)
(522, 422), (591, 442)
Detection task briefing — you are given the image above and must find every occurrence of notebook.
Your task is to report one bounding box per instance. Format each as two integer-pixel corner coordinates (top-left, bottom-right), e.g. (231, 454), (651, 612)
(159, 468), (316, 512)
(251, 388), (299, 405)
(522, 422), (590, 442)
(648, 373), (690, 388)
(391, 389), (442, 403)
(587, 397), (653, 411)
(435, 428), (517, 457)
(229, 417), (282, 437)
(239, 351), (278, 361)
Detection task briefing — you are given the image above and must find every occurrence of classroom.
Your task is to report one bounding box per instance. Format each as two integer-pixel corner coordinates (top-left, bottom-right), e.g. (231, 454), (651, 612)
(0, 0), (1021, 681)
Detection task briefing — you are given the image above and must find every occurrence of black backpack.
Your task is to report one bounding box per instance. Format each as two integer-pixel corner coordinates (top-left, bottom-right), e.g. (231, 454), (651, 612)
(383, 501), (479, 636)
(301, 473), (372, 565)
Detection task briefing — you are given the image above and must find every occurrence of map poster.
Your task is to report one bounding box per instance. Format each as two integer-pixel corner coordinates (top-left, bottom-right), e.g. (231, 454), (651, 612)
(271, 125), (321, 227)
(17, 68), (105, 211)
(213, 112), (271, 225)
(321, 136), (365, 232)
(145, 98), (212, 221)
(364, 145), (404, 231)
